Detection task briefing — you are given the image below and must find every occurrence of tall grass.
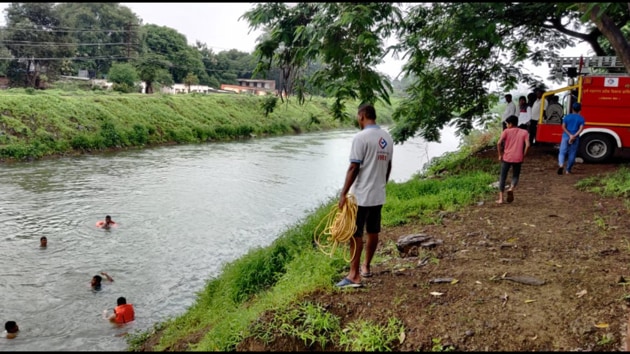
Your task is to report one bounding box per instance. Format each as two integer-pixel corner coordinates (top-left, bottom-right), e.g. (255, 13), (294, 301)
(0, 91), (398, 161)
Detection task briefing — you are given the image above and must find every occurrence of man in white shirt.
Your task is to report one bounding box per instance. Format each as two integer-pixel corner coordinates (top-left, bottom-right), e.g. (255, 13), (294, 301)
(529, 88), (545, 145)
(502, 94), (517, 131)
(335, 103), (394, 288)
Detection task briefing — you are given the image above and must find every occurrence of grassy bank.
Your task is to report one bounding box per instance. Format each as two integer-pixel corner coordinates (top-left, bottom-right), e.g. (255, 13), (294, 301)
(125, 128), (503, 351)
(0, 89), (396, 162)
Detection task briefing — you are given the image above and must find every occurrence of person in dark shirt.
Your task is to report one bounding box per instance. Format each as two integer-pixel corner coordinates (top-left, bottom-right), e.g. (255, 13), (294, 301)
(5, 321), (19, 339)
(91, 272), (114, 291)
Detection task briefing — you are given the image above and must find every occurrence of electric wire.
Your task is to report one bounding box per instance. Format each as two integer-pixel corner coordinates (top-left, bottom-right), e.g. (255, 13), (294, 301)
(314, 193), (358, 262)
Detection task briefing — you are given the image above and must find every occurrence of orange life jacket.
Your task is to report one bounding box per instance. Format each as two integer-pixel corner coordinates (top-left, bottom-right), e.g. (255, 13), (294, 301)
(114, 303), (135, 324)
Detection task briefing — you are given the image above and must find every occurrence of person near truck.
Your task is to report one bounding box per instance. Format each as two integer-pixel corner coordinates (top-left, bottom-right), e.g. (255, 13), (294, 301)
(496, 115), (530, 204)
(529, 88), (544, 145)
(501, 94), (518, 131)
(557, 102), (585, 175)
(517, 96), (530, 130)
(545, 95), (563, 124)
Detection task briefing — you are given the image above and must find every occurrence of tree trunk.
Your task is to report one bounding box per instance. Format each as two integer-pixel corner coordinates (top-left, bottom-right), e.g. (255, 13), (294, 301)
(583, 4), (630, 74)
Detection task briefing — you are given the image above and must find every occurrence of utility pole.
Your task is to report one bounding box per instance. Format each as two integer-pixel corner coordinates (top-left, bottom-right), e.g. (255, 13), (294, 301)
(125, 22), (138, 60)
(125, 22), (131, 60)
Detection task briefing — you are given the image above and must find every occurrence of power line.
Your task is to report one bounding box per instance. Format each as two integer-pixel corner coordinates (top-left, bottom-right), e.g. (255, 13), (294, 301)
(0, 41), (128, 47)
(0, 56), (132, 61)
(0, 26), (133, 33)
(0, 55), (253, 74)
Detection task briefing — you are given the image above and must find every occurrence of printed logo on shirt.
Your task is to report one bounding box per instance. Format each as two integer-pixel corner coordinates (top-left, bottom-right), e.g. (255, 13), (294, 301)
(379, 137), (388, 149)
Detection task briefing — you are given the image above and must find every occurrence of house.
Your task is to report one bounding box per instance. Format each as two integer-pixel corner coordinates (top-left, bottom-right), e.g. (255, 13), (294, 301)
(220, 79), (277, 96)
(159, 83), (232, 95)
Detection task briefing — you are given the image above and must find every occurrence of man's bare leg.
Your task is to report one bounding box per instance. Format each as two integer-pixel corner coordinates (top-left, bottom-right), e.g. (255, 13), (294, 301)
(361, 232), (378, 275)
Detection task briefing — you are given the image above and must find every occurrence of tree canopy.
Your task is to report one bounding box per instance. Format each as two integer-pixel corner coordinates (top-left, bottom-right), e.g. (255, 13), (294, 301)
(243, 2), (630, 143)
(0, 2), (259, 92)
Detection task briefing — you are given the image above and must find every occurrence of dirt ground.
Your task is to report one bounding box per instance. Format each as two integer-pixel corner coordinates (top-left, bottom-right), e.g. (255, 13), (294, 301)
(234, 144), (630, 352)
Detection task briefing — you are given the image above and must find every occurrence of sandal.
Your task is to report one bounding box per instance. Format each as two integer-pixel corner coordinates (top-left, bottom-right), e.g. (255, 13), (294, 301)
(335, 277), (363, 288)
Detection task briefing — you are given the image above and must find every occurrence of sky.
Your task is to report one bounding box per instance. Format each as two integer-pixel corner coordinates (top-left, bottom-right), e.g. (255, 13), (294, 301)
(120, 2), (407, 78)
(0, 2), (406, 78)
(0, 2), (592, 84)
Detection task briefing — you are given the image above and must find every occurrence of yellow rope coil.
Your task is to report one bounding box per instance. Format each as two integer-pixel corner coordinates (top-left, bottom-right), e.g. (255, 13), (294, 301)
(314, 194), (358, 262)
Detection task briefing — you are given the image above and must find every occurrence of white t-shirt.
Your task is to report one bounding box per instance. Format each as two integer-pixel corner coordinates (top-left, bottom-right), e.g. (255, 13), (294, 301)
(518, 106), (531, 126)
(502, 101), (517, 121)
(348, 125), (394, 207)
(531, 98), (545, 122)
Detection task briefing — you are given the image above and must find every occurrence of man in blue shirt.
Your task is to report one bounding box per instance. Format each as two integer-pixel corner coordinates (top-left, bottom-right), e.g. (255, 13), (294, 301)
(557, 102), (585, 175)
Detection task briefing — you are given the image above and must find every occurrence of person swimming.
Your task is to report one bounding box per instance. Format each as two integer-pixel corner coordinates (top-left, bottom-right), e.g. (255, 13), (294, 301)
(91, 272), (114, 291)
(104, 296), (135, 324)
(96, 215), (116, 229)
(40, 236), (47, 248)
(5, 321), (19, 339)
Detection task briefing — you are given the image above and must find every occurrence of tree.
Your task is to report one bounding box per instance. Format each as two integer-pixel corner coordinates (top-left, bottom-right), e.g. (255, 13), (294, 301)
(183, 72), (198, 93)
(55, 3), (142, 78)
(242, 3), (317, 104)
(244, 3), (630, 143)
(141, 24), (208, 85)
(3, 3), (74, 88)
(135, 53), (171, 94)
(389, 3), (629, 143)
(243, 3), (400, 114)
(194, 41), (220, 88)
(108, 62), (138, 93)
(577, 3), (630, 73)
(213, 49), (257, 85)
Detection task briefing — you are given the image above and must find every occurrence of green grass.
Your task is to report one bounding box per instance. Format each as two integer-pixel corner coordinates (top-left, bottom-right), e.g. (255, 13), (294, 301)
(0, 90), (400, 161)
(576, 165), (630, 211)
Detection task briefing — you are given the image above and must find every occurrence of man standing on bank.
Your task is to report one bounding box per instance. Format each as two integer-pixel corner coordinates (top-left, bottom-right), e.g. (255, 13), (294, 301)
(335, 103), (394, 288)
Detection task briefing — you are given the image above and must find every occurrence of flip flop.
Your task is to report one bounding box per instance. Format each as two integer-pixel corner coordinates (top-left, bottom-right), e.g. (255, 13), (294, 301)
(506, 190), (514, 203)
(360, 271), (373, 278)
(335, 277), (363, 288)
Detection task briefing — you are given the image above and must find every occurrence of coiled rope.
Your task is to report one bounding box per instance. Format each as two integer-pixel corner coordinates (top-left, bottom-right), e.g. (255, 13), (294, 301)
(314, 193), (358, 262)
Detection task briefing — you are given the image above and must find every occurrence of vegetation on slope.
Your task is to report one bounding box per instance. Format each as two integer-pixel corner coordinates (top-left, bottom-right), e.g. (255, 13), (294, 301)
(0, 89), (397, 162)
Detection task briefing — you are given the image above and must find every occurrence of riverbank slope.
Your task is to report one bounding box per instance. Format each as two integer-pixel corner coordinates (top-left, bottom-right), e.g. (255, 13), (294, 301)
(0, 90), (396, 162)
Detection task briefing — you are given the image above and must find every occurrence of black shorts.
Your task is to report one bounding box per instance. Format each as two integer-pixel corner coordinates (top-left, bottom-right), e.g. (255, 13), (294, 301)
(354, 205), (383, 237)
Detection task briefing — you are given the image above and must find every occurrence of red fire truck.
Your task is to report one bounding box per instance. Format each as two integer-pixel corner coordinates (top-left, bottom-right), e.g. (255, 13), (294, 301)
(534, 56), (630, 163)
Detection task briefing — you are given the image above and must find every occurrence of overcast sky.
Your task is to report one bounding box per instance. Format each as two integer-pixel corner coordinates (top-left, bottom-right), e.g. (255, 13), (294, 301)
(0, 2), (593, 83)
(0, 2), (405, 78)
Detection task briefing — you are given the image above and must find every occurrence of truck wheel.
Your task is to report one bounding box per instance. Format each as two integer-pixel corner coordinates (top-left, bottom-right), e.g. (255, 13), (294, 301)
(578, 134), (614, 163)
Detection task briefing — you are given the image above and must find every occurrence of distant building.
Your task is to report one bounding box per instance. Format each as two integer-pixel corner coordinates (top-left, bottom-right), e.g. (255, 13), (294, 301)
(220, 79), (277, 96)
(159, 83), (232, 95)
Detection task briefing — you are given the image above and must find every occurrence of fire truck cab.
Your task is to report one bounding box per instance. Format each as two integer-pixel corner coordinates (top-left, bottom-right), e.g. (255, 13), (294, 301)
(534, 56), (630, 163)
